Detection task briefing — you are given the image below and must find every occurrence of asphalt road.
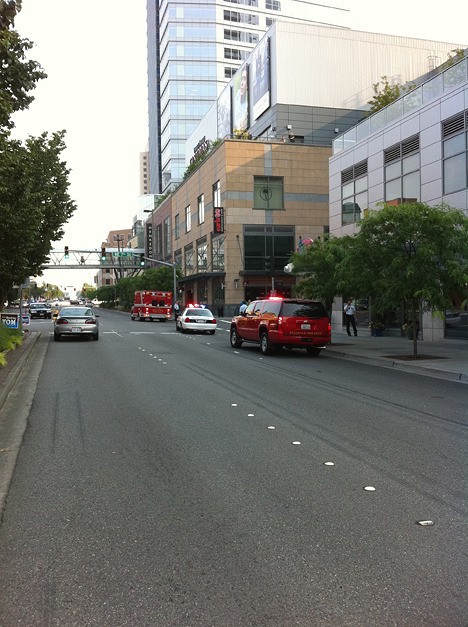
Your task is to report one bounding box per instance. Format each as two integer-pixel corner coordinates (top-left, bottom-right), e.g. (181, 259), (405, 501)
(0, 309), (466, 626)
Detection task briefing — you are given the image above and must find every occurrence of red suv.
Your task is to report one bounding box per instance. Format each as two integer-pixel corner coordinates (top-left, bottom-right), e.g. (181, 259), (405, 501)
(230, 298), (331, 356)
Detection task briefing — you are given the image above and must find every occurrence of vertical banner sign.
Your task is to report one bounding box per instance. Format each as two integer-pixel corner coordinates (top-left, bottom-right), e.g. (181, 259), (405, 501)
(146, 224), (153, 258)
(213, 207), (224, 235)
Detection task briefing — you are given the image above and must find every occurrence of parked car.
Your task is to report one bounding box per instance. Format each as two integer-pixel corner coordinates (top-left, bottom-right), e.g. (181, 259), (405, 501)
(230, 297), (331, 356)
(28, 303), (52, 319)
(53, 306), (99, 341)
(176, 305), (217, 334)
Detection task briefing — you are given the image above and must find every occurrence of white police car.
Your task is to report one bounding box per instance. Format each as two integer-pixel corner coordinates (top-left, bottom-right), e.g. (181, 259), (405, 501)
(176, 304), (217, 335)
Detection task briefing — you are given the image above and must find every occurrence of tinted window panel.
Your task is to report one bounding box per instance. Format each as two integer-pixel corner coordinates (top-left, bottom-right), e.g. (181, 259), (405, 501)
(281, 302), (327, 318)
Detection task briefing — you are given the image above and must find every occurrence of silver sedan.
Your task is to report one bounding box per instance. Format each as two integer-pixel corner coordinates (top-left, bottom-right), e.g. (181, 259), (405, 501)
(176, 307), (217, 334)
(53, 306), (100, 341)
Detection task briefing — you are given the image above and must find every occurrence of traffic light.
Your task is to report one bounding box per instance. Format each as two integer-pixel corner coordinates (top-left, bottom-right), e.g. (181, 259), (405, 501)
(101, 246), (106, 261)
(265, 256), (272, 272)
(64, 246), (69, 259)
(139, 253), (145, 267)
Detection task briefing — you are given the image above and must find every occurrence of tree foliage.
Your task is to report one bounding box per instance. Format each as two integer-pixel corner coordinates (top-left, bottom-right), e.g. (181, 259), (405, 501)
(96, 266), (182, 310)
(289, 237), (352, 313)
(0, 3), (76, 307)
(286, 203), (468, 356)
(367, 76), (415, 115)
(340, 202), (468, 355)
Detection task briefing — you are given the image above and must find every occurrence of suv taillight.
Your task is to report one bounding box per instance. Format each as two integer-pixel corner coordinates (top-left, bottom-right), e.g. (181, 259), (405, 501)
(278, 316), (283, 328)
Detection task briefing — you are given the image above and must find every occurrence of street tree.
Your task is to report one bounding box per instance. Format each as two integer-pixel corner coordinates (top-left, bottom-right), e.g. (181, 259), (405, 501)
(289, 237), (353, 314)
(339, 202), (468, 356)
(0, 2), (76, 308)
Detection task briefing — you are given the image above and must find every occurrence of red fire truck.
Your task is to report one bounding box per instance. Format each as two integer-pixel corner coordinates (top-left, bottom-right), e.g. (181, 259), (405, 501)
(131, 291), (173, 322)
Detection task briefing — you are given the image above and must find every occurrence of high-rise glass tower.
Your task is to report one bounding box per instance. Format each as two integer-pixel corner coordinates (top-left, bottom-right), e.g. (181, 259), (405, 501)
(147, 0), (350, 194)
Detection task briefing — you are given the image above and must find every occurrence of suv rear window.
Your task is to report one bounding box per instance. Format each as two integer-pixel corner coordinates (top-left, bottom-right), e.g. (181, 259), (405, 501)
(281, 301), (328, 318)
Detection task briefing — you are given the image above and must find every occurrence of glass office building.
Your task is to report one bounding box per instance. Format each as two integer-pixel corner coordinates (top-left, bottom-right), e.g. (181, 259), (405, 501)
(146, 0), (350, 194)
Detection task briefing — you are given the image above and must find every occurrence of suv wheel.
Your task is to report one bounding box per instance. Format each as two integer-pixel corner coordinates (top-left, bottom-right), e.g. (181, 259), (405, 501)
(306, 347), (321, 356)
(230, 327), (243, 348)
(260, 331), (273, 355)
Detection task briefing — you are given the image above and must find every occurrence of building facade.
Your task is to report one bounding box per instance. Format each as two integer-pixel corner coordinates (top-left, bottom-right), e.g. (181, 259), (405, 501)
(145, 138), (331, 314)
(329, 55), (468, 339)
(146, 0), (351, 194)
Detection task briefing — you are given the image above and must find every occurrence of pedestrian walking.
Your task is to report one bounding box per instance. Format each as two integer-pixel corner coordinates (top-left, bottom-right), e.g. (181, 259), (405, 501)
(344, 298), (358, 336)
(239, 300), (248, 314)
(173, 300), (180, 320)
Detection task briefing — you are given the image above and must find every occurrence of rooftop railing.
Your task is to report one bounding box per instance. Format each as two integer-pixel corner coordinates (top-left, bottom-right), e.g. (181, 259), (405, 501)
(333, 55), (468, 155)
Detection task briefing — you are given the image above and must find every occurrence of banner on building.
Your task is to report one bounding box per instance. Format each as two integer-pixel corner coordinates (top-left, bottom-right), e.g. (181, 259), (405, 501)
(213, 207), (224, 235)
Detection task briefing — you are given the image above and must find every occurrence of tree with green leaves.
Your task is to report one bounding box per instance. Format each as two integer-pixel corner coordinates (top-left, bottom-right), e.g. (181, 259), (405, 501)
(289, 237), (353, 314)
(339, 202), (468, 356)
(367, 76), (415, 115)
(0, 1), (76, 308)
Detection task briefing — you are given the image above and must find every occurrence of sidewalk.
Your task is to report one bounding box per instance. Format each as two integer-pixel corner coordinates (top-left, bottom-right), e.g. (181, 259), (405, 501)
(325, 329), (468, 382)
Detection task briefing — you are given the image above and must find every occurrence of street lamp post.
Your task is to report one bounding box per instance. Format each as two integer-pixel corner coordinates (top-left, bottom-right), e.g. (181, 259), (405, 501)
(114, 234), (124, 280)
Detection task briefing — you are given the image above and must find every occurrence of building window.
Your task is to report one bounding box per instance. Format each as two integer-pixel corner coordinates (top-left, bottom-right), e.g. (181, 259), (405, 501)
(265, 0), (281, 9)
(174, 249), (182, 270)
(185, 205), (191, 233)
(175, 213), (180, 240)
(198, 194), (205, 224)
(442, 111), (468, 194)
(243, 225), (294, 272)
(224, 9), (259, 24)
(212, 236), (225, 271)
(266, 17), (275, 26)
(156, 224), (163, 256)
(164, 217), (171, 256)
(184, 245), (194, 273)
(254, 176), (284, 210)
(224, 47), (248, 61)
(197, 238), (208, 271)
(341, 160), (368, 225)
(213, 180), (221, 207)
(224, 0), (258, 5)
(384, 135), (420, 205)
(224, 28), (258, 43)
(225, 67), (236, 78)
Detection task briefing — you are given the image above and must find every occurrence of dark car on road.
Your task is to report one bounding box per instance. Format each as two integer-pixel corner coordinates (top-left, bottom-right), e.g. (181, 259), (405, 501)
(28, 303), (52, 319)
(230, 297), (331, 356)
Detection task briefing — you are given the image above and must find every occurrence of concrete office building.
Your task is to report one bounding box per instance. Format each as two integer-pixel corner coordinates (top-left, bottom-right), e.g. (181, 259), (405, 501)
(329, 54), (468, 340)
(146, 0), (351, 195)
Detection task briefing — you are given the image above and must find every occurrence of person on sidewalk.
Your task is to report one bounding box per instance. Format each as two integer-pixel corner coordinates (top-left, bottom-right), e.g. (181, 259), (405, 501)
(239, 300), (248, 315)
(344, 298), (358, 336)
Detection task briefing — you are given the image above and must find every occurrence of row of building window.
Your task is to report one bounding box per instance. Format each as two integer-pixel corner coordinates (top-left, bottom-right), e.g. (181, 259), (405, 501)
(224, 28), (259, 44)
(224, 10), (259, 24)
(224, 47), (249, 61)
(340, 110), (468, 225)
(174, 227), (295, 277)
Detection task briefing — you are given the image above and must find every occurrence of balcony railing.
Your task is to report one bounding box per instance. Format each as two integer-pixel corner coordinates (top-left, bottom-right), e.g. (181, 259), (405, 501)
(333, 56), (468, 155)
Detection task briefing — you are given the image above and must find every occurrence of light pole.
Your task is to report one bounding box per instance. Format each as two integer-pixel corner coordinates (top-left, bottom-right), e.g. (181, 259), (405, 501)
(114, 234), (124, 280)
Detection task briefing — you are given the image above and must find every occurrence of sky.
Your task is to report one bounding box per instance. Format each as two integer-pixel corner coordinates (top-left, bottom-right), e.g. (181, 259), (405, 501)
(11, 0), (468, 291)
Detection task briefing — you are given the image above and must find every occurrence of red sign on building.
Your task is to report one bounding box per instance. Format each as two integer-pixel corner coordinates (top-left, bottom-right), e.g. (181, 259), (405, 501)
(213, 207), (224, 234)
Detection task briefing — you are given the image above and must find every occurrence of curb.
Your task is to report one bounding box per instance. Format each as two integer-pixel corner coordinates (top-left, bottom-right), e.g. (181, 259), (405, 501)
(0, 331), (42, 412)
(325, 347), (467, 382)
